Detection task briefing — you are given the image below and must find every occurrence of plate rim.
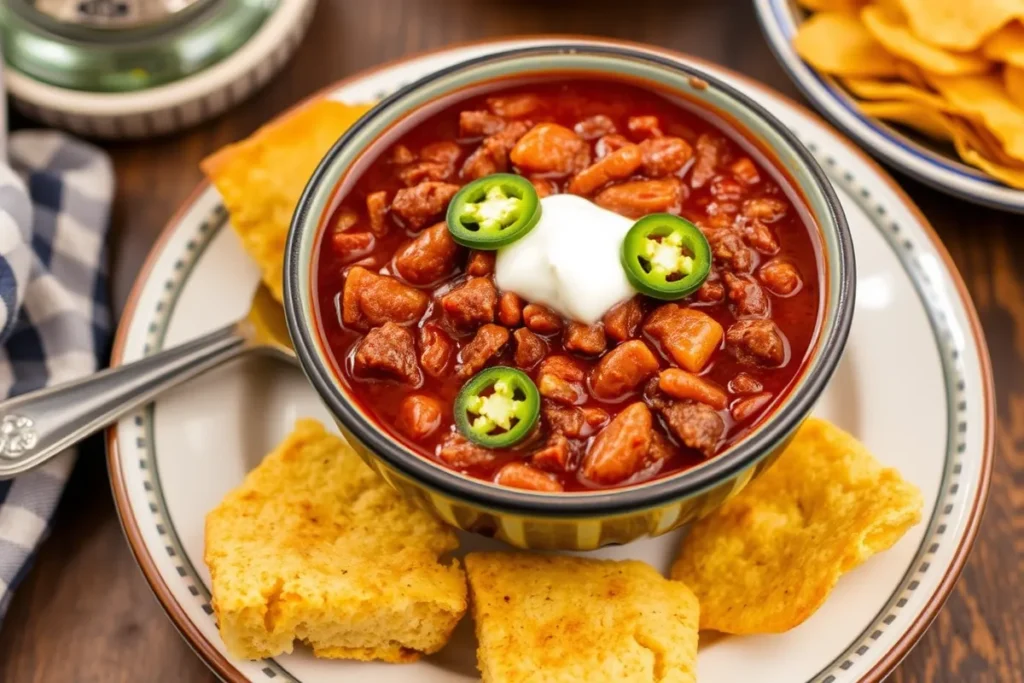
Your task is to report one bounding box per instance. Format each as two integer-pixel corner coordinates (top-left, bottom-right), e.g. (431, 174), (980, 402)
(104, 35), (995, 683)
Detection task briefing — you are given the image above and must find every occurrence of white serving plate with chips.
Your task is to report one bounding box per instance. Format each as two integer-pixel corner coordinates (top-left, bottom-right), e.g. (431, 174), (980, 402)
(106, 37), (994, 683)
(755, 0), (1024, 213)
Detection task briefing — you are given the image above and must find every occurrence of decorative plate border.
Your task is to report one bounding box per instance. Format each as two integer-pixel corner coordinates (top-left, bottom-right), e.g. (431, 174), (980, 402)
(106, 39), (994, 683)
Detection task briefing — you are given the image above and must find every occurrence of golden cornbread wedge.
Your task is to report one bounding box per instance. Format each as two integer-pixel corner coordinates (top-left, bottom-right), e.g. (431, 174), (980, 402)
(672, 417), (923, 635)
(204, 419), (467, 662)
(200, 99), (373, 302)
(465, 553), (699, 683)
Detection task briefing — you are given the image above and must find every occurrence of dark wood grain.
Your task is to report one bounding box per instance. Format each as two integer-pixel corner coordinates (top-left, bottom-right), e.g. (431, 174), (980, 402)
(0, 0), (1020, 680)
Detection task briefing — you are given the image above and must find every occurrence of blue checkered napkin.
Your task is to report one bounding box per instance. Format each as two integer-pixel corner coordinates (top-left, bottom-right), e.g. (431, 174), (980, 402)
(0, 131), (113, 620)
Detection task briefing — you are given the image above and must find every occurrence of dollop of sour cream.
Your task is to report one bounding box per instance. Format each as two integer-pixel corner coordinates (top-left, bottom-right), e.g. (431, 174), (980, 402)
(494, 194), (637, 325)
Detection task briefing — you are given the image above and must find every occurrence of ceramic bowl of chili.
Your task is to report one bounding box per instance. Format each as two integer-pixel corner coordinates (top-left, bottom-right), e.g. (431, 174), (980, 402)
(283, 43), (855, 550)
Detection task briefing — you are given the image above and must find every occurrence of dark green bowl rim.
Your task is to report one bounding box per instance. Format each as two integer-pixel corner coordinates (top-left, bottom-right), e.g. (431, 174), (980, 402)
(284, 44), (855, 518)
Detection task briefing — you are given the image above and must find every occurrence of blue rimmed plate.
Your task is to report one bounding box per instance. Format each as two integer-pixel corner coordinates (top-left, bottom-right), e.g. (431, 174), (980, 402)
(754, 0), (1024, 213)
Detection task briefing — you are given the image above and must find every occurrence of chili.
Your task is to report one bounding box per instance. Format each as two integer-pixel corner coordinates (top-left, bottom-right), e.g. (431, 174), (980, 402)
(446, 174), (541, 249)
(454, 367), (541, 447)
(620, 214), (711, 300)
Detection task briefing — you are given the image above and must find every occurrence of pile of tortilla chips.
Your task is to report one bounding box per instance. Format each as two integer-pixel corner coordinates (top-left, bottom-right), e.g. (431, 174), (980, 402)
(793, 0), (1024, 188)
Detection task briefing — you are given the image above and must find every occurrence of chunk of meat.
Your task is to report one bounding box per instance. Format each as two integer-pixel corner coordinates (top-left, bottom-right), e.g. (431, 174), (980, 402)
(710, 176), (745, 202)
(627, 115), (662, 140)
(639, 137), (694, 177)
(731, 392), (774, 422)
(564, 322), (607, 355)
(696, 278), (725, 303)
(460, 110), (506, 138)
(595, 178), (684, 218)
(389, 144), (416, 165)
(707, 229), (753, 273)
(529, 176), (558, 198)
(333, 207), (358, 232)
(460, 121), (530, 180)
(353, 322), (422, 385)
(574, 115), (617, 140)
(723, 272), (770, 318)
(396, 394), (443, 440)
(331, 231), (374, 261)
(728, 372), (763, 395)
(498, 292), (523, 327)
(730, 157), (760, 185)
(582, 407), (611, 431)
(456, 324), (510, 379)
(487, 93), (543, 118)
(658, 400), (724, 457)
(758, 259), (802, 296)
(595, 134), (631, 158)
(510, 123), (591, 175)
(513, 328), (547, 369)
(418, 323), (454, 378)
(726, 319), (789, 367)
(421, 141), (461, 165)
(543, 403), (586, 438)
(522, 304), (563, 335)
(391, 182), (460, 230)
(342, 267), (429, 329)
(581, 403), (652, 485)
(567, 144), (643, 196)
(647, 430), (675, 463)
(366, 191), (389, 237)
(438, 432), (496, 468)
(398, 161), (453, 186)
(643, 305), (723, 372)
(393, 222), (461, 285)
(658, 368), (728, 410)
(742, 197), (789, 223)
(493, 462), (564, 492)
(440, 277), (498, 329)
(742, 218), (779, 254)
(531, 433), (572, 472)
(602, 297), (644, 343)
(590, 340), (660, 400)
(537, 356), (587, 405)
(690, 133), (728, 188)
(467, 250), (496, 277)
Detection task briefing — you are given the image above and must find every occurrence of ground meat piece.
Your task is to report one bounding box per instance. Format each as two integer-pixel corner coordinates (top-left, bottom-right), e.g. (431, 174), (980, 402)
(731, 391), (774, 422)
(647, 430), (675, 463)
(493, 462), (564, 492)
(658, 400), (724, 457)
(331, 231), (374, 261)
(353, 322), (422, 385)
(689, 133), (728, 188)
(742, 218), (779, 254)
(438, 432), (496, 468)
(574, 114), (617, 140)
(513, 328), (546, 369)
(498, 292), (524, 327)
(389, 144), (416, 165)
(723, 272), (770, 318)
(707, 229), (753, 273)
(730, 157), (760, 185)
(393, 222), (462, 285)
(467, 250), (496, 277)
(627, 115), (663, 140)
(710, 176), (745, 202)
(531, 433), (572, 472)
(726, 319), (789, 367)
(595, 134), (631, 158)
(567, 144), (643, 196)
(398, 161), (453, 186)
(581, 403), (652, 484)
(334, 207), (358, 232)
(537, 355), (587, 405)
(529, 176), (558, 198)
(602, 297), (644, 343)
(419, 323), (454, 378)
(460, 121), (530, 180)
(487, 93), (543, 118)
(342, 267), (429, 329)
(643, 304), (723, 373)
(758, 259), (802, 296)
(460, 110), (506, 138)
(595, 178), (684, 218)
(590, 340), (660, 400)
(728, 372), (763, 395)
(366, 191), (389, 237)
(456, 324), (510, 379)
(440, 277), (498, 329)
(522, 304), (563, 335)
(391, 182), (460, 230)
(696, 278), (725, 303)
(639, 137), (694, 177)
(564, 322), (607, 355)
(658, 368), (728, 410)
(543, 402), (586, 437)
(742, 197), (789, 223)
(396, 394), (443, 440)
(510, 123), (591, 175)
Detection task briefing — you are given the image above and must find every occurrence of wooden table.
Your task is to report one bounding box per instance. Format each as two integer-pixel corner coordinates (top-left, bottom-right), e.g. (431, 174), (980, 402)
(1, 1), (1020, 680)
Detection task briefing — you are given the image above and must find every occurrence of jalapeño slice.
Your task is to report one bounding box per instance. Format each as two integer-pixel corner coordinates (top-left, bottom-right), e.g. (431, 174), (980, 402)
(454, 367), (540, 448)
(620, 214), (712, 300)
(446, 174), (541, 249)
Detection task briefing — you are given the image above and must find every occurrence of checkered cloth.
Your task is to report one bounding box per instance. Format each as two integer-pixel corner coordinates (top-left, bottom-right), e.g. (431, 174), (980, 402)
(0, 131), (113, 619)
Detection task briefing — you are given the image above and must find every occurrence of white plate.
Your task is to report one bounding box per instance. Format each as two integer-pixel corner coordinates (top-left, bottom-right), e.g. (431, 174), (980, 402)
(106, 38), (994, 683)
(754, 0), (1024, 213)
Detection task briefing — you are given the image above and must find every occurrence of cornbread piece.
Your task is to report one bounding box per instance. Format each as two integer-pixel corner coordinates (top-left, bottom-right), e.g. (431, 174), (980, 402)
(201, 100), (373, 301)
(466, 553), (699, 683)
(204, 419), (467, 662)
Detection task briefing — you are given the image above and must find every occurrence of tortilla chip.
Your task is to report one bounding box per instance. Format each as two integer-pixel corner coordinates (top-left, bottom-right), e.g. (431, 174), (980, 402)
(896, 0), (1022, 51)
(926, 72), (1024, 160)
(794, 12), (901, 77)
(466, 553), (699, 683)
(857, 100), (954, 140)
(671, 417), (922, 635)
(842, 76), (959, 111)
(795, 0), (865, 11)
(861, 5), (991, 75)
(1007, 65), (1024, 108)
(950, 119), (1024, 188)
(201, 100), (373, 301)
(895, 60), (930, 88)
(983, 21), (1024, 68)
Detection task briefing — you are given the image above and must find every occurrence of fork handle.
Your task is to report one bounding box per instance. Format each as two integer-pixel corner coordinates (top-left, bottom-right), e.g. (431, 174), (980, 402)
(0, 324), (247, 480)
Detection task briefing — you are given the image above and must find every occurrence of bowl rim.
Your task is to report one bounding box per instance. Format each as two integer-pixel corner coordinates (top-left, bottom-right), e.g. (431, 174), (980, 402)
(283, 43), (856, 517)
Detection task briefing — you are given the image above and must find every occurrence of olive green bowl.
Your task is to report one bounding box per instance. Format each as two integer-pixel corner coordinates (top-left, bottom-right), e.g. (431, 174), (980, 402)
(283, 44), (855, 551)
